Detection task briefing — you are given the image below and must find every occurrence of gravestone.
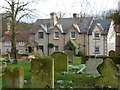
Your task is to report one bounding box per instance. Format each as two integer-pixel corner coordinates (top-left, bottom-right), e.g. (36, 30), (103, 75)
(34, 49), (43, 59)
(31, 58), (54, 88)
(51, 52), (68, 72)
(65, 50), (74, 63)
(85, 58), (103, 74)
(109, 50), (116, 57)
(5, 67), (24, 88)
(96, 58), (119, 88)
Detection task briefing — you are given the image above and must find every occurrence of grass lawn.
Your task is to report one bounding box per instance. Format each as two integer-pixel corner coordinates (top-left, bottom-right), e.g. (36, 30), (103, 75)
(2, 56), (98, 88)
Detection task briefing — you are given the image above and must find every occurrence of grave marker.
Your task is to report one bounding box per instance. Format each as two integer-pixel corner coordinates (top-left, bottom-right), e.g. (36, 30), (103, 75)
(31, 58), (54, 88)
(96, 58), (119, 88)
(5, 67), (24, 88)
(65, 50), (74, 63)
(51, 52), (68, 72)
(85, 58), (103, 74)
(109, 50), (116, 57)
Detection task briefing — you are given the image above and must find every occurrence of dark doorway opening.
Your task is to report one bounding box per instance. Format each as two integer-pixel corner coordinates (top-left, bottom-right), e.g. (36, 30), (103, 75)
(28, 46), (32, 53)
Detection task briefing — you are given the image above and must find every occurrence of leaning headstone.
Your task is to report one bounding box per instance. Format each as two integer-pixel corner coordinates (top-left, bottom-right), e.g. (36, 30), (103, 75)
(109, 50), (116, 57)
(2, 62), (7, 68)
(85, 58), (103, 74)
(5, 67), (24, 88)
(31, 58), (54, 88)
(96, 58), (119, 88)
(65, 50), (74, 63)
(51, 52), (68, 72)
(34, 49), (43, 59)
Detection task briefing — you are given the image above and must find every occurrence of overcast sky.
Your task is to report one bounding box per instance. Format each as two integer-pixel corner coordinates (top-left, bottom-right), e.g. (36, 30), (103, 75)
(0, 0), (119, 22)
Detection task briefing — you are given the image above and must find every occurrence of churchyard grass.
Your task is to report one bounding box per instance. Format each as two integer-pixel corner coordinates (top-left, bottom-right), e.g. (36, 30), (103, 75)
(2, 56), (104, 88)
(55, 72), (97, 88)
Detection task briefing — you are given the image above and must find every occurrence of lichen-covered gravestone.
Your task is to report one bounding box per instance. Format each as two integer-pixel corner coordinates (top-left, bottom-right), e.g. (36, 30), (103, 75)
(85, 58), (103, 74)
(5, 67), (24, 88)
(51, 52), (68, 72)
(65, 50), (74, 63)
(96, 58), (119, 88)
(31, 58), (54, 88)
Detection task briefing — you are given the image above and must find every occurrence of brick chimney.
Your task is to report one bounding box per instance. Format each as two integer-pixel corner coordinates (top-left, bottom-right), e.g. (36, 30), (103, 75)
(73, 13), (79, 18)
(50, 12), (58, 27)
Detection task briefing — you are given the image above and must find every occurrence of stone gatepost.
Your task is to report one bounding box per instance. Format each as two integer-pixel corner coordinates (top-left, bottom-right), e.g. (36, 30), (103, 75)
(31, 58), (54, 88)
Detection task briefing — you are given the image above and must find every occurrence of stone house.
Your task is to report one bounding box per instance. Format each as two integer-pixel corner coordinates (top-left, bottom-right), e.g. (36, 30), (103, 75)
(29, 12), (113, 56)
(29, 13), (92, 55)
(0, 30), (33, 55)
(88, 19), (112, 56)
(107, 24), (120, 56)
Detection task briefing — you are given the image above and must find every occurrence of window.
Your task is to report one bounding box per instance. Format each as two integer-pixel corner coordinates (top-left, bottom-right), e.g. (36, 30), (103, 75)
(19, 42), (25, 46)
(4, 41), (11, 46)
(38, 32), (44, 38)
(70, 32), (76, 39)
(94, 47), (100, 54)
(18, 49), (23, 54)
(5, 48), (10, 53)
(94, 33), (100, 38)
(54, 46), (59, 51)
(54, 32), (59, 39)
(38, 45), (44, 52)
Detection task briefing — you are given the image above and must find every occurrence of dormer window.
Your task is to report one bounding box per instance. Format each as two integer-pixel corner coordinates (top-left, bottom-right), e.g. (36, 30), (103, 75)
(70, 32), (76, 39)
(54, 32), (59, 39)
(38, 32), (44, 38)
(93, 32), (100, 39)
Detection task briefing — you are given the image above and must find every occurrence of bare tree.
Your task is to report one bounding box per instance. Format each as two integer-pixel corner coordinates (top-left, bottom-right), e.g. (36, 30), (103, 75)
(1, 0), (39, 64)
(57, 11), (66, 18)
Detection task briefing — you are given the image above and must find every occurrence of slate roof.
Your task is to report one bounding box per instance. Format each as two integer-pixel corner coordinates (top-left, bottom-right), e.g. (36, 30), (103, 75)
(29, 17), (93, 34)
(88, 19), (112, 35)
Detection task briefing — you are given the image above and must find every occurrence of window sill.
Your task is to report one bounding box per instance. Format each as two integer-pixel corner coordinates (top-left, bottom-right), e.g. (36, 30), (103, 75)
(93, 38), (100, 40)
(71, 38), (76, 39)
(93, 52), (100, 54)
(54, 38), (59, 40)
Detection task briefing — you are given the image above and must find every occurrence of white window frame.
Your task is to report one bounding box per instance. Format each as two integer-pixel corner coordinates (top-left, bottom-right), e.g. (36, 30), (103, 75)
(54, 32), (59, 39)
(4, 41), (11, 46)
(94, 47), (100, 54)
(19, 42), (25, 46)
(70, 32), (76, 39)
(18, 49), (23, 54)
(54, 46), (59, 51)
(94, 32), (100, 39)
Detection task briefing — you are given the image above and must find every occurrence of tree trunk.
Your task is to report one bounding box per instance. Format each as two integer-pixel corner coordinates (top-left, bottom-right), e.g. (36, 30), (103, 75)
(11, 2), (18, 64)
(11, 19), (18, 64)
